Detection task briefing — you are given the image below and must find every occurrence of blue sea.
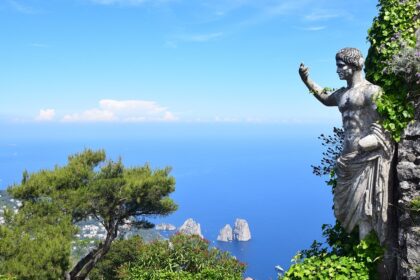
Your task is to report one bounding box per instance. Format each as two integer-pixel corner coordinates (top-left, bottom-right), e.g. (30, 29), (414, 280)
(0, 123), (335, 279)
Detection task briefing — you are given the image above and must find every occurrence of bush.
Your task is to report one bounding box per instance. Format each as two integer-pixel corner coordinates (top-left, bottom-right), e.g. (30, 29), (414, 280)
(118, 234), (245, 280)
(281, 254), (370, 280)
(280, 229), (383, 280)
(89, 236), (144, 280)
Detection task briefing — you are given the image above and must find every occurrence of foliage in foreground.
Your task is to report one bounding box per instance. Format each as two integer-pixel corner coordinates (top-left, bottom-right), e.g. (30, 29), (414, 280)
(280, 126), (384, 280)
(280, 225), (383, 280)
(89, 236), (144, 280)
(1, 149), (177, 280)
(0, 200), (75, 279)
(117, 234), (246, 280)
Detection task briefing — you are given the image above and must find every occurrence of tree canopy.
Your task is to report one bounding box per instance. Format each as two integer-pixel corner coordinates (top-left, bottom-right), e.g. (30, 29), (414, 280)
(1, 149), (177, 280)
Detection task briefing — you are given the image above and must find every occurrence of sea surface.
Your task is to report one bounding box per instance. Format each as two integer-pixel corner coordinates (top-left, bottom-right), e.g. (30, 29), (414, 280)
(0, 124), (335, 279)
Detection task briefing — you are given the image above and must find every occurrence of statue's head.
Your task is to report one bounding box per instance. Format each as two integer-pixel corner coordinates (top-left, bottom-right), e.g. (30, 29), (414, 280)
(335, 48), (364, 80)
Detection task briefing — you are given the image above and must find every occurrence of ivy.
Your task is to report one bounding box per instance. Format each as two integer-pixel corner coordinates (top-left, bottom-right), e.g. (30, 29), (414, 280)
(279, 231), (383, 280)
(365, 0), (419, 141)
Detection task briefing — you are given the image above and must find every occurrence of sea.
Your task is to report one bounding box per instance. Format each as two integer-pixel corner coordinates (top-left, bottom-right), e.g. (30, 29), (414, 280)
(0, 123), (336, 279)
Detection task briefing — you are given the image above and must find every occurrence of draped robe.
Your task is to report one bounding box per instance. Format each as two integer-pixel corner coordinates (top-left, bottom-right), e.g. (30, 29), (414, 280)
(334, 123), (394, 243)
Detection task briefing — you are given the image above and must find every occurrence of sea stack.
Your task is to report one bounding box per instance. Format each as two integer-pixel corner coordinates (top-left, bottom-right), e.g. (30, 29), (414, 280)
(217, 224), (233, 242)
(178, 218), (203, 238)
(233, 218), (251, 241)
(155, 223), (176, 231)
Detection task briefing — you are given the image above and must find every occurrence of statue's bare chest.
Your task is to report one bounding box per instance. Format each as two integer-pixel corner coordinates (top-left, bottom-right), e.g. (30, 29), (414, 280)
(338, 89), (368, 113)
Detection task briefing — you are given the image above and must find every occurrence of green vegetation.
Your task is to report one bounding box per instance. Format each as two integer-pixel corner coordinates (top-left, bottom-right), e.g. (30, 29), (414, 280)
(281, 0), (418, 277)
(311, 127), (343, 190)
(280, 125), (383, 279)
(0, 196), (76, 279)
(90, 233), (245, 280)
(280, 226), (383, 280)
(0, 276), (16, 280)
(89, 236), (144, 280)
(410, 196), (420, 213)
(365, 0), (419, 141)
(118, 234), (245, 280)
(0, 149), (177, 280)
(0, 150), (245, 280)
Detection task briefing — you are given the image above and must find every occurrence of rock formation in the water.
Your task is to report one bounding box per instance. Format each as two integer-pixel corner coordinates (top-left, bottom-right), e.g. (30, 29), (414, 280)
(217, 224), (233, 242)
(233, 218), (251, 241)
(155, 223), (176, 231)
(178, 218), (203, 238)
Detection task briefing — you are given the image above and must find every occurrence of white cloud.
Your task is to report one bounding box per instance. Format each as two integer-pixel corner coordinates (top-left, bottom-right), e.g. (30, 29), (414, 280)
(304, 9), (352, 21)
(235, 0), (313, 27)
(8, 0), (39, 14)
(62, 109), (116, 122)
(298, 26), (327, 31)
(177, 32), (224, 43)
(214, 116), (240, 123)
(30, 43), (49, 48)
(99, 99), (166, 113)
(62, 99), (178, 122)
(89, 0), (177, 6)
(89, 0), (147, 5)
(35, 109), (55, 121)
(163, 111), (177, 121)
(266, 1), (310, 16)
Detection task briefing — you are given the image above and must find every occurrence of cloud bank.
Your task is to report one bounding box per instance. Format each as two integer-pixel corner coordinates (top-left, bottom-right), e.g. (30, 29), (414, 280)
(35, 109), (56, 121)
(62, 99), (178, 122)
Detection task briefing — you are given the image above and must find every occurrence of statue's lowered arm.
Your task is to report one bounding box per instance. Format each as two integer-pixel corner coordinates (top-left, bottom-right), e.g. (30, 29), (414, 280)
(299, 63), (337, 107)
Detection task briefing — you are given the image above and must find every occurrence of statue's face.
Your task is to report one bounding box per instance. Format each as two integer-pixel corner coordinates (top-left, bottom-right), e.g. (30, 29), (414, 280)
(336, 59), (353, 80)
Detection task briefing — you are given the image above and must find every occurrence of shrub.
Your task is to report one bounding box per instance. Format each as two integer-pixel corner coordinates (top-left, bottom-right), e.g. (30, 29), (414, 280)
(118, 234), (245, 280)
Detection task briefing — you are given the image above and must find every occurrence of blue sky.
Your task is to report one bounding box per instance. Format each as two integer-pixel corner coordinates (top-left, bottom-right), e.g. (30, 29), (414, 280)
(0, 0), (379, 126)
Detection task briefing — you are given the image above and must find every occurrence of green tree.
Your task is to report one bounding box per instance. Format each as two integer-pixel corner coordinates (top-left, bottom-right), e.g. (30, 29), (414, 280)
(117, 234), (246, 280)
(4, 149), (177, 280)
(0, 203), (75, 280)
(89, 236), (144, 280)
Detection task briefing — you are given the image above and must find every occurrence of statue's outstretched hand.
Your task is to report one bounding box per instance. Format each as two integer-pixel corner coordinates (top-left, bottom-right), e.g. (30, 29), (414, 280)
(299, 63), (309, 81)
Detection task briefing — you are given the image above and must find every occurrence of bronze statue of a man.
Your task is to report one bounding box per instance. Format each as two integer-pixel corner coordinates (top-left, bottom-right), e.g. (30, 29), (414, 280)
(299, 48), (394, 243)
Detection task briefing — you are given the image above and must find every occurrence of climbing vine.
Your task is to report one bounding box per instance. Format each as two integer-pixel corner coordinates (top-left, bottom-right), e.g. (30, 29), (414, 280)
(365, 0), (419, 141)
(279, 230), (383, 280)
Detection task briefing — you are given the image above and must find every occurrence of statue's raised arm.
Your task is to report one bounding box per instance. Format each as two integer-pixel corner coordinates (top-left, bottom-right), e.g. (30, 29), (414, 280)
(298, 63), (338, 107)
(300, 47), (396, 278)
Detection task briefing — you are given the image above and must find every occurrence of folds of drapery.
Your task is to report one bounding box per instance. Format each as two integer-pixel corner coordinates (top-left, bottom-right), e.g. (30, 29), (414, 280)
(334, 123), (394, 244)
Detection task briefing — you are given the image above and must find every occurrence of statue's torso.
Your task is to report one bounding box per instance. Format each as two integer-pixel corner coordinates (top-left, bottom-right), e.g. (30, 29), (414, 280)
(335, 83), (381, 154)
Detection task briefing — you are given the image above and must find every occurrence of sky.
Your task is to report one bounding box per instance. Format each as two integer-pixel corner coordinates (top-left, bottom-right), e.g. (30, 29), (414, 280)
(0, 0), (380, 129)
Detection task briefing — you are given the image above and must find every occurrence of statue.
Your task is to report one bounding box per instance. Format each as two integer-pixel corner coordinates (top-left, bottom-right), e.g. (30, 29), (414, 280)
(299, 48), (394, 244)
